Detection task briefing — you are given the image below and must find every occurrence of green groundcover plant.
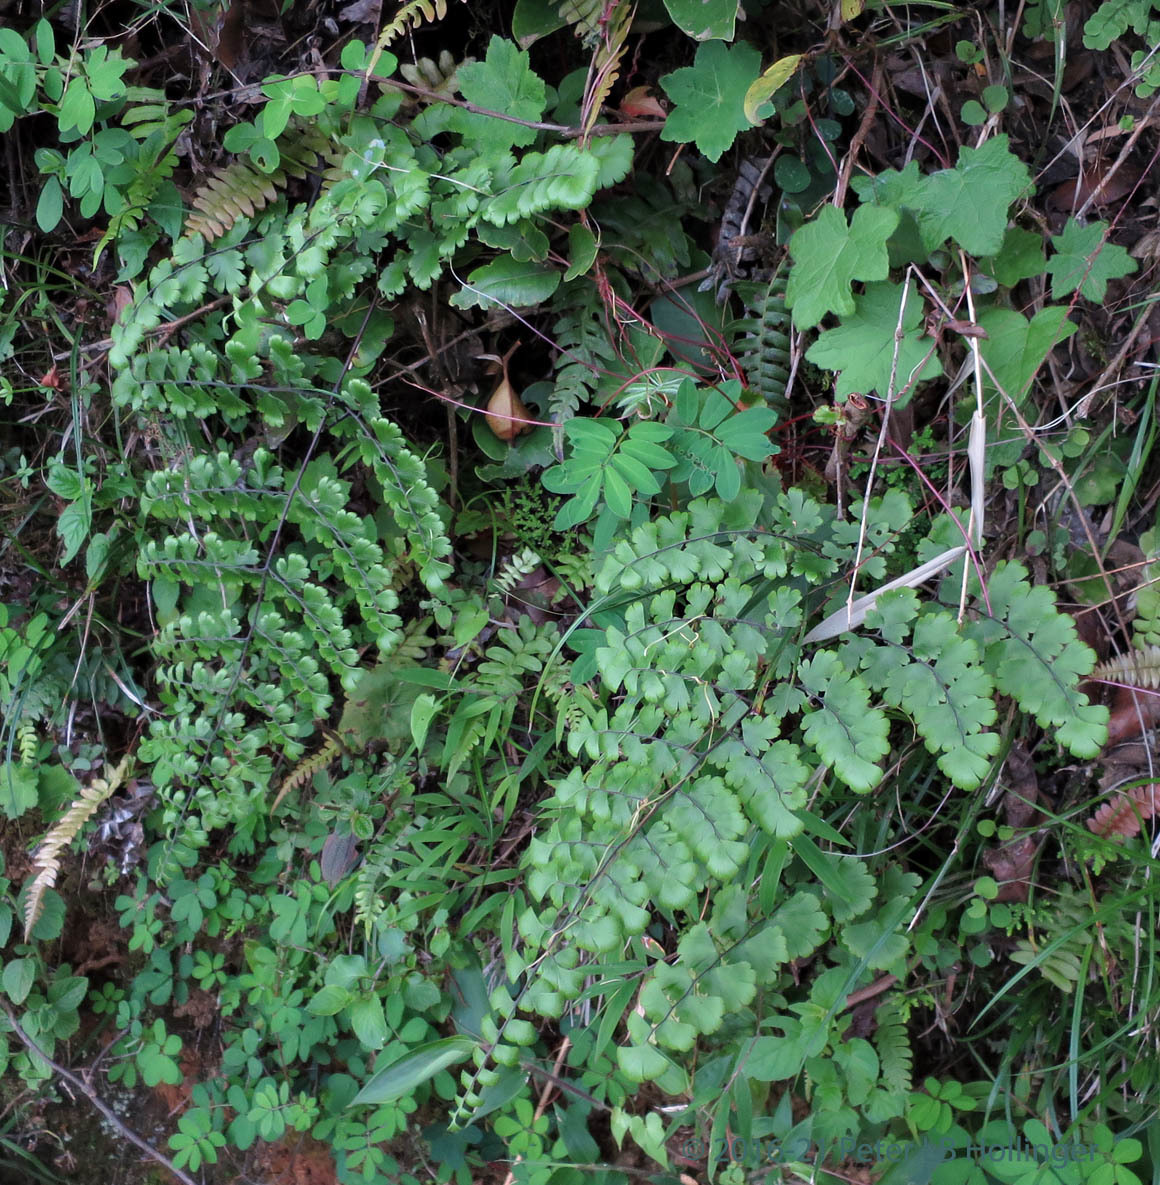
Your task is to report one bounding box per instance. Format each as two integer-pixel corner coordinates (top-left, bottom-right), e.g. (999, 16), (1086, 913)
(1, 3), (1155, 1184)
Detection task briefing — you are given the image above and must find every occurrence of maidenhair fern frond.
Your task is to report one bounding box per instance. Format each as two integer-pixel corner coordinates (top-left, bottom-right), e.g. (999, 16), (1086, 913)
(25, 755), (131, 940)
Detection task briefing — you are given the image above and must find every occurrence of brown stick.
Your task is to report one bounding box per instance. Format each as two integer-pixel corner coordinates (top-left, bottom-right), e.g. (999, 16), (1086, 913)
(833, 56), (884, 210)
(0, 1002), (200, 1185)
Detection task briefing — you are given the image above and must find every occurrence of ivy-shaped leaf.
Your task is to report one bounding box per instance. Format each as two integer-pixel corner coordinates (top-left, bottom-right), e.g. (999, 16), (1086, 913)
(805, 280), (943, 403)
(786, 204), (899, 330)
(911, 136), (1031, 256)
(983, 225), (1046, 287)
(854, 137), (1032, 259)
(1045, 217), (1138, 301)
(659, 40), (762, 162)
(974, 304), (1077, 480)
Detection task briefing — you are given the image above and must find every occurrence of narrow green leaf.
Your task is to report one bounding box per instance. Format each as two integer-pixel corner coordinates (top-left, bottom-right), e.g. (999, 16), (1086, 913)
(352, 1036), (477, 1105)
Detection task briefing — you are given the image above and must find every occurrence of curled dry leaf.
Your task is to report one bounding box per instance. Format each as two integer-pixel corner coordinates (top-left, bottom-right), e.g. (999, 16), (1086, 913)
(619, 86), (666, 119)
(1048, 165), (1142, 212)
(485, 344), (532, 440)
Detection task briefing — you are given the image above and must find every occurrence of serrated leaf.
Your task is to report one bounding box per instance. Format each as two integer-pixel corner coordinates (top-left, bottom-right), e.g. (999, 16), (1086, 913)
(770, 891), (829, 959)
(3, 957), (34, 1005)
(45, 462), (84, 500)
(912, 136), (1031, 256)
(747, 1030), (807, 1081)
(483, 143), (600, 226)
(588, 134), (635, 188)
(450, 257), (561, 310)
(617, 1040), (671, 1082)
(452, 36), (546, 149)
(349, 995), (388, 1049)
(1046, 218), (1137, 301)
(984, 225), (1046, 287)
(799, 652), (889, 792)
(805, 280), (943, 403)
(57, 499), (91, 564)
(307, 984), (353, 1016)
(659, 41), (762, 163)
(842, 916), (911, 969)
(786, 205), (899, 330)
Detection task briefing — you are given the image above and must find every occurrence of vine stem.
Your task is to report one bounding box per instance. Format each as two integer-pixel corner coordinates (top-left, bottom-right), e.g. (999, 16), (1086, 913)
(52, 295), (231, 361)
(0, 1002), (200, 1185)
(367, 73), (665, 140)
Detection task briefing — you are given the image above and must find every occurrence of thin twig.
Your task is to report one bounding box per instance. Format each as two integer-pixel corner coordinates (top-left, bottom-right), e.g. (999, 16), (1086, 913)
(1075, 91), (1160, 220)
(369, 74), (664, 140)
(0, 1002), (199, 1185)
(501, 1037), (571, 1185)
(1076, 300), (1158, 418)
(833, 56), (884, 209)
(846, 271), (912, 621)
(52, 295), (231, 360)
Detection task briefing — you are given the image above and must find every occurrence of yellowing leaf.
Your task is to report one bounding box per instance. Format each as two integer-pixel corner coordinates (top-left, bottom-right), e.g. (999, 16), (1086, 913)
(744, 54), (804, 124)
